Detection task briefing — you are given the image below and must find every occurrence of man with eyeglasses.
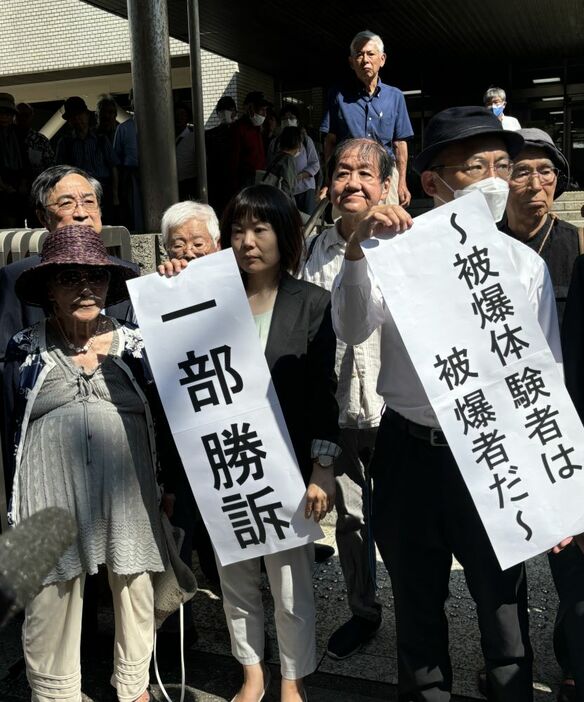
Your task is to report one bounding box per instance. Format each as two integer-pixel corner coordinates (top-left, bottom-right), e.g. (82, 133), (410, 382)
(0, 165), (137, 368)
(332, 106), (562, 701)
(501, 128), (581, 325)
(502, 130), (584, 702)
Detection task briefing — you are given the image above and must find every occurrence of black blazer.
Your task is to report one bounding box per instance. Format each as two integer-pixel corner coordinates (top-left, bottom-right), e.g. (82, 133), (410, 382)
(265, 273), (339, 484)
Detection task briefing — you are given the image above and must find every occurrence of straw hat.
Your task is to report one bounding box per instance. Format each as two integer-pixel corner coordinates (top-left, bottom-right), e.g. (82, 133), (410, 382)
(15, 225), (138, 307)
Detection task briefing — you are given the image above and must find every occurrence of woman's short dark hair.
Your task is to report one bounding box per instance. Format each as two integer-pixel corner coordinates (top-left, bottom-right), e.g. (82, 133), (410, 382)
(220, 185), (304, 276)
(279, 126), (302, 151)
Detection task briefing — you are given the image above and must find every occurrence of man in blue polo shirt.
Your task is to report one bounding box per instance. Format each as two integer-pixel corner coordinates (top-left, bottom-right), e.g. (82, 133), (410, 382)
(321, 30), (414, 207)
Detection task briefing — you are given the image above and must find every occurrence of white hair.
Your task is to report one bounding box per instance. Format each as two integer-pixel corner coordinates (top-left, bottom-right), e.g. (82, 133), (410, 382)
(161, 200), (220, 249)
(483, 86), (506, 105)
(350, 31), (384, 56)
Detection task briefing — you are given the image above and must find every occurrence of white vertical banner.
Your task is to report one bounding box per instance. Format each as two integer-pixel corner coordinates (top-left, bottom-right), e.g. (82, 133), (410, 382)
(362, 191), (584, 570)
(127, 249), (322, 566)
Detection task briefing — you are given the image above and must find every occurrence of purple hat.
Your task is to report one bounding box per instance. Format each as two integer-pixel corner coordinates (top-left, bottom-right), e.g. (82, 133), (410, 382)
(15, 225), (138, 307)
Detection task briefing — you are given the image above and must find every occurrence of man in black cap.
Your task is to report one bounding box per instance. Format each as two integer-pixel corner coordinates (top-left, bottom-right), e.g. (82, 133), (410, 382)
(501, 128), (581, 325)
(332, 106), (562, 701)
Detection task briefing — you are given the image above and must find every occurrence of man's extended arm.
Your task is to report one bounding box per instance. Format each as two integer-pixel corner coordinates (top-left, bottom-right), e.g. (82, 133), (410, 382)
(393, 139), (411, 207)
(323, 133), (337, 166)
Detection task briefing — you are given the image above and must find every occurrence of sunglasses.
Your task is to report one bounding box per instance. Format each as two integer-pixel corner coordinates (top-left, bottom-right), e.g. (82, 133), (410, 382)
(53, 267), (111, 289)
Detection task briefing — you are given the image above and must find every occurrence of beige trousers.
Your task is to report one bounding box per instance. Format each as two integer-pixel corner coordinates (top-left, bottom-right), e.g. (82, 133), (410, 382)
(23, 569), (154, 702)
(216, 543), (316, 680)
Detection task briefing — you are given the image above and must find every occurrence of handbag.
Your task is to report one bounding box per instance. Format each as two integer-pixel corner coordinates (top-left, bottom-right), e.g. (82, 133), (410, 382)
(153, 511), (198, 629)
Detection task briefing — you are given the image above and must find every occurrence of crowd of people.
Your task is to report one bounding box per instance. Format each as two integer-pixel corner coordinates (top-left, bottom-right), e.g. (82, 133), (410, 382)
(1, 27), (583, 702)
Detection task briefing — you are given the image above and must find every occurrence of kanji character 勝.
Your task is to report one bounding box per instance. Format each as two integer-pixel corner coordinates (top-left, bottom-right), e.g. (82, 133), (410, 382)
(453, 245), (499, 290)
(454, 389), (496, 434)
(202, 422), (266, 490)
(471, 283), (514, 329)
(505, 367), (550, 408)
(471, 429), (508, 470)
(490, 324), (530, 366)
(524, 405), (562, 446)
(434, 347), (478, 390)
(178, 344), (243, 412)
(541, 444), (582, 485)
(221, 486), (290, 548)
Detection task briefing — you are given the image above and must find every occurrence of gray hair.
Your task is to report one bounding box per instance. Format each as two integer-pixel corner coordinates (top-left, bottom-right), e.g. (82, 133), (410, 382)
(350, 31), (384, 56)
(161, 200), (220, 249)
(31, 165), (102, 212)
(327, 137), (395, 185)
(483, 87), (506, 105)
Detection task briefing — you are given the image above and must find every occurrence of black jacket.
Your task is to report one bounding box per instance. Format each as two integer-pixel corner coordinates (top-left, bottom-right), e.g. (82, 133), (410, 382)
(265, 273), (339, 483)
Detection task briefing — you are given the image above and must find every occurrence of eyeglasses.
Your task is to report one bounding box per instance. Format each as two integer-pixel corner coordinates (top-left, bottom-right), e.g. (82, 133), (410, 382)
(430, 160), (513, 181)
(510, 166), (559, 185)
(53, 268), (111, 288)
(45, 197), (99, 214)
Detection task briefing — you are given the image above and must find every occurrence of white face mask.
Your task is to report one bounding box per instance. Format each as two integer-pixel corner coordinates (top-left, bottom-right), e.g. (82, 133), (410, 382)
(281, 118), (298, 128)
(454, 176), (509, 223)
(251, 113), (265, 127)
(434, 172), (509, 223)
(219, 110), (234, 124)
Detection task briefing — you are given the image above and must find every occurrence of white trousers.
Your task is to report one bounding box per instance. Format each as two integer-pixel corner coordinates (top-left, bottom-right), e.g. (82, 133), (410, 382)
(23, 569), (154, 702)
(216, 543), (317, 680)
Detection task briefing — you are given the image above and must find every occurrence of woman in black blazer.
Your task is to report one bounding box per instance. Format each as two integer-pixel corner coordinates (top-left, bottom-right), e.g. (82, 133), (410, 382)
(218, 184), (339, 702)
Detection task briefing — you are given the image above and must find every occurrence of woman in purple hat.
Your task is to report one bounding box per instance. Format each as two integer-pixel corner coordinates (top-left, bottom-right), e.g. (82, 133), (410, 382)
(3, 225), (172, 702)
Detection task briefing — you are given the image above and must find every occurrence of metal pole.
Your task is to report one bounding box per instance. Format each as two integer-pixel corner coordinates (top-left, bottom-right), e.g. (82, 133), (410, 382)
(187, 0), (208, 203)
(127, 0), (178, 232)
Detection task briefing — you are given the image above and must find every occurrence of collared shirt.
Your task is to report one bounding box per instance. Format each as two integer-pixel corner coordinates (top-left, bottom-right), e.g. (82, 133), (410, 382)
(175, 126), (196, 183)
(303, 223), (384, 429)
(502, 114), (521, 131)
(55, 130), (118, 181)
(320, 79), (414, 157)
(331, 235), (561, 429)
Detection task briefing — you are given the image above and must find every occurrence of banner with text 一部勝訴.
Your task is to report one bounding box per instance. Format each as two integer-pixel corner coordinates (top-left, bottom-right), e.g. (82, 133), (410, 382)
(127, 249), (322, 566)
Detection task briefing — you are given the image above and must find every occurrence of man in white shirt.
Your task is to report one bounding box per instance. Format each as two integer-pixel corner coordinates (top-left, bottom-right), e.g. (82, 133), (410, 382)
(483, 86), (522, 131)
(303, 138), (391, 659)
(332, 107), (560, 701)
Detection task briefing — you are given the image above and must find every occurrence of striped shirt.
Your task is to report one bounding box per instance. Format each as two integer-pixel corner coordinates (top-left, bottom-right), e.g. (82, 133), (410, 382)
(303, 223), (384, 429)
(55, 131), (118, 181)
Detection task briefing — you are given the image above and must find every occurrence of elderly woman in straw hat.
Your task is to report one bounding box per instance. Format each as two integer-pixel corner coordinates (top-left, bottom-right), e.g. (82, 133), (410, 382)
(3, 224), (173, 702)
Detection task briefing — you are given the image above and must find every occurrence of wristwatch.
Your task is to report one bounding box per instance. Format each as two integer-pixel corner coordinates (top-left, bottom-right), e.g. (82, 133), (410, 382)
(315, 455), (334, 468)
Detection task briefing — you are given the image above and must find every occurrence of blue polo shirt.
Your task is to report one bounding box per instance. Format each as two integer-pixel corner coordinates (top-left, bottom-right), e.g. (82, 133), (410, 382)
(320, 79), (414, 158)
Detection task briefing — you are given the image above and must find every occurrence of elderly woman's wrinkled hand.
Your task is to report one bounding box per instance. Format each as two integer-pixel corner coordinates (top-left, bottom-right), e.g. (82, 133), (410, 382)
(305, 464), (336, 522)
(157, 258), (189, 277)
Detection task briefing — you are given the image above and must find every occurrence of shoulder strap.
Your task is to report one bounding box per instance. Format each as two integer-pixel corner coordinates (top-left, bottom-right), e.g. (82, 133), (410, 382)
(305, 231), (323, 263)
(578, 227), (584, 256)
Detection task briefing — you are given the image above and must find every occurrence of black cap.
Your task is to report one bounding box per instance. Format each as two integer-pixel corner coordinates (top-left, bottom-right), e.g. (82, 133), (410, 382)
(414, 106), (525, 174)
